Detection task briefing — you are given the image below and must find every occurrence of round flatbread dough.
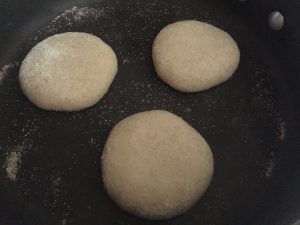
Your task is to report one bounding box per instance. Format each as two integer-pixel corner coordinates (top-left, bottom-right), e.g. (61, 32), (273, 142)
(19, 32), (118, 111)
(152, 20), (240, 92)
(101, 110), (214, 220)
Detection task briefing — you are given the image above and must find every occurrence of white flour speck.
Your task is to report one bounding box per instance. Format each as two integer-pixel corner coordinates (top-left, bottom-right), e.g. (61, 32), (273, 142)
(122, 57), (130, 64)
(3, 145), (23, 182)
(278, 121), (286, 141)
(0, 62), (19, 84)
(51, 176), (62, 195)
(184, 107), (192, 113)
(275, 114), (287, 141)
(265, 156), (275, 178)
(89, 137), (96, 145)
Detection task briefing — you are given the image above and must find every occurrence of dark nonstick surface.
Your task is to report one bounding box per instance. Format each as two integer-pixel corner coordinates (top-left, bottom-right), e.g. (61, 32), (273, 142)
(0, 0), (299, 225)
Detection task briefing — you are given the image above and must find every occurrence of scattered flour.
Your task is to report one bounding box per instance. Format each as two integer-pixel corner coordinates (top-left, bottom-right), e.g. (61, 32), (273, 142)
(53, 6), (104, 23)
(89, 137), (96, 145)
(51, 176), (62, 195)
(278, 121), (286, 141)
(265, 160), (275, 178)
(276, 119), (287, 141)
(0, 62), (19, 84)
(3, 145), (23, 182)
(44, 6), (106, 33)
(264, 152), (275, 178)
(291, 220), (300, 225)
(73, 7), (104, 21)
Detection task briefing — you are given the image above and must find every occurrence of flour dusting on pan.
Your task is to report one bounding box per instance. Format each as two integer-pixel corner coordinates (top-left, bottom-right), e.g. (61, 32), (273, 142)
(44, 6), (107, 33)
(0, 61), (19, 85)
(264, 152), (275, 178)
(264, 159), (275, 178)
(53, 6), (104, 23)
(275, 114), (287, 141)
(3, 145), (23, 182)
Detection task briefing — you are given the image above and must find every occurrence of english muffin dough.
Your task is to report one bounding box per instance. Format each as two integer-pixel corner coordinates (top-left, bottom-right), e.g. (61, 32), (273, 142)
(19, 32), (118, 111)
(152, 20), (240, 92)
(101, 110), (214, 219)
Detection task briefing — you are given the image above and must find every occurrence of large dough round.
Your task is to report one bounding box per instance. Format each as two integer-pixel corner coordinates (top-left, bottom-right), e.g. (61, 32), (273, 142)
(152, 20), (240, 92)
(19, 32), (118, 111)
(101, 110), (214, 219)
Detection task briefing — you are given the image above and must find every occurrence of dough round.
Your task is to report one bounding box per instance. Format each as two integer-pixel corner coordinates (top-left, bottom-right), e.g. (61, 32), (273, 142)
(19, 32), (118, 111)
(152, 20), (240, 92)
(101, 110), (214, 219)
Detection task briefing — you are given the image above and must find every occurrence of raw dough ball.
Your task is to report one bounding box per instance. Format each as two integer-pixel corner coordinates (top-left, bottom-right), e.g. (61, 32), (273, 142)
(152, 20), (240, 92)
(101, 110), (214, 220)
(19, 32), (118, 111)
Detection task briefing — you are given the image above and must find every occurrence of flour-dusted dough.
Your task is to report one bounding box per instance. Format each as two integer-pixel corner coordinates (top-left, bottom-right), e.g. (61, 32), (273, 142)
(19, 32), (118, 111)
(101, 110), (214, 220)
(152, 20), (240, 92)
